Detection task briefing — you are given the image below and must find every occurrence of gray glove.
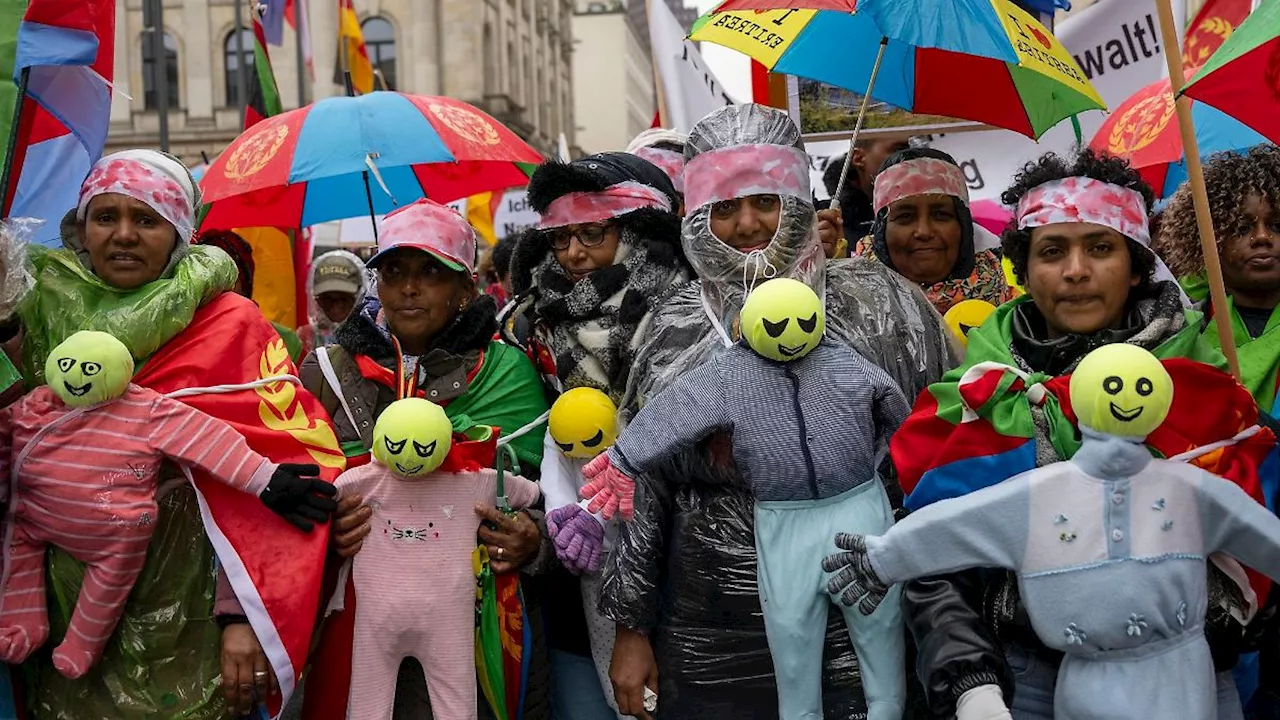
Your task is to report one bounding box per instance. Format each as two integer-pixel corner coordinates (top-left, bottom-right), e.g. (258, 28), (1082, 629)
(822, 533), (890, 615)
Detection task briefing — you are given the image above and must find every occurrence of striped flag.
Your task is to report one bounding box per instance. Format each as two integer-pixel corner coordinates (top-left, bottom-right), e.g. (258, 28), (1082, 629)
(335, 0), (373, 94)
(246, 7), (283, 129)
(284, 0), (313, 81)
(4, 0), (115, 247)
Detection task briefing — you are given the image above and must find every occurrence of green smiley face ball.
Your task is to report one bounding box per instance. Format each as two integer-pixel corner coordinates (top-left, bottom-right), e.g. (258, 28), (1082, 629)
(740, 278), (825, 362)
(372, 398), (454, 477)
(45, 331), (135, 408)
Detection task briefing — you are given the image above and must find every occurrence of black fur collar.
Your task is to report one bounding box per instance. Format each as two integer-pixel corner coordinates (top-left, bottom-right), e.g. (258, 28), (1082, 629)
(335, 294), (498, 364)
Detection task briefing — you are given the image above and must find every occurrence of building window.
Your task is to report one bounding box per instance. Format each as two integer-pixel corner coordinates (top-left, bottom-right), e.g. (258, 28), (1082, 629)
(362, 17), (396, 90)
(142, 32), (180, 110)
(224, 27), (255, 108)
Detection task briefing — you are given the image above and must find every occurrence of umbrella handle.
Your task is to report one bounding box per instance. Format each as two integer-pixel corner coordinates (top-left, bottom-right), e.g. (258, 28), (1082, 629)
(495, 444), (521, 514)
(830, 36), (889, 217)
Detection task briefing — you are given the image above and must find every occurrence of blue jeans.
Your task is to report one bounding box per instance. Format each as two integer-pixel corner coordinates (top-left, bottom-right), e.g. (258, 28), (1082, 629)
(550, 649), (618, 720)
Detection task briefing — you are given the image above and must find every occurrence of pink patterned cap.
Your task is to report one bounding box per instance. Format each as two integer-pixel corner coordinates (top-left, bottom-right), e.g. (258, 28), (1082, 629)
(873, 157), (970, 213)
(368, 198), (478, 276)
(632, 147), (685, 194)
(537, 181), (673, 230)
(1016, 176), (1151, 247)
(77, 150), (197, 242)
(684, 144), (810, 212)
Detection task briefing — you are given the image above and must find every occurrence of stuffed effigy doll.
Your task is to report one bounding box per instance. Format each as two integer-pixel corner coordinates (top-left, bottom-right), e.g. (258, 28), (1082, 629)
(332, 397), (541, 720)
(0, 331), (334, 678)
(824, 343), (1280, 720)
(544, 387), (618, 575)
(581, 278), (911, 720)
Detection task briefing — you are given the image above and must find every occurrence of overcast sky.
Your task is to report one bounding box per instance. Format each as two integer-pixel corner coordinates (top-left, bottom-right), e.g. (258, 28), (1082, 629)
(690, 0), (754, 102)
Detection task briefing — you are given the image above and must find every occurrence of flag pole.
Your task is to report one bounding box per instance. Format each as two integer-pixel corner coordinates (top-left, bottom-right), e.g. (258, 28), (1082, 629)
(294, 0), (308, 107)
(146, 0), (170, 152)
(1155, 0), (1240, 379)
(829, 36), (888, 216)
(0, 67), (31, 215)
(234, 0), (248, 127)
(645, 0), (669, 127)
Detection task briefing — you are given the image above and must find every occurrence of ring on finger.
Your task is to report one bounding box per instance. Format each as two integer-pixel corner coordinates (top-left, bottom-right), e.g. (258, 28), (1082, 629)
(254, 670), (269, 680)
(496, 547), (504, 559)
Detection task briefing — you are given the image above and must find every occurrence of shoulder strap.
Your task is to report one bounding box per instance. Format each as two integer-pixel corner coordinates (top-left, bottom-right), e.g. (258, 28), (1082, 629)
(317, 346), (360, 432)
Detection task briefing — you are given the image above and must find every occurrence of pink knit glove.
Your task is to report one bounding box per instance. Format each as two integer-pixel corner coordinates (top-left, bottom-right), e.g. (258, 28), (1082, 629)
(546, 505), (606, 574)
(580, 452), (635, 521)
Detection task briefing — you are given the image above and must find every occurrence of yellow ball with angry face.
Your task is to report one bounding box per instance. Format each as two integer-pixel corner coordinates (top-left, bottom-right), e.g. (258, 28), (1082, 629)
(549, 387), (618, 459)
(1069, 343), (1173, 439)
(740, 278), (825, 362)
(372, 398), (454, 477)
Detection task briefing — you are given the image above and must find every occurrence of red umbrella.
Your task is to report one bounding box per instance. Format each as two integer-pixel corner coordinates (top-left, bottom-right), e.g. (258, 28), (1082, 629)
(199, 92), (541, 231)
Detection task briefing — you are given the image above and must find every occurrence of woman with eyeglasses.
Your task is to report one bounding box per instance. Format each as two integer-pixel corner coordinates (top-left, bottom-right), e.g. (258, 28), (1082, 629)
(502, 152), (691, 720)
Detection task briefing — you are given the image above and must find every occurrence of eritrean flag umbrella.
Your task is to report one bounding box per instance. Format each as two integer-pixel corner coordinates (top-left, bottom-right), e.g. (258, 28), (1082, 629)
(1181, 0), (1280, 147)
(199, 92), (541, 232)
(1089, 72), (1268, 199)
(697, 0), (1103, 208)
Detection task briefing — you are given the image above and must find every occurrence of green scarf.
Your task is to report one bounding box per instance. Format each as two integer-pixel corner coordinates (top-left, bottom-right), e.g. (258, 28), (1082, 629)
(1180, 273), (1280, 411)
(18, 245), (235, 386)
(961, 296), (1223, 460)
(445, 340), (549, 470)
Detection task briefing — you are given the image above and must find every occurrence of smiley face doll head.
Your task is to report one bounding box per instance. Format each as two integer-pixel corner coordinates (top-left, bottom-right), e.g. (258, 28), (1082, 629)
(372, 398), (454, 477)
(1069, 344), (1173, 439)
(740, 278), (825, 362)
(943, 299), (997, 350)
(549, 387), (618, 459)
(45, 331), (135, 408)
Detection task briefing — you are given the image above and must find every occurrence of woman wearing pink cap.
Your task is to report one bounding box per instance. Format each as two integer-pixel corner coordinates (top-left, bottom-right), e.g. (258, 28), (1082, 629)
(298, 198), (554, 720)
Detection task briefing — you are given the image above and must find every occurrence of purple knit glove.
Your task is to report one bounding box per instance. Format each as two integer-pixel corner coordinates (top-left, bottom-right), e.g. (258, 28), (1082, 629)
(546, 504), (605, 574)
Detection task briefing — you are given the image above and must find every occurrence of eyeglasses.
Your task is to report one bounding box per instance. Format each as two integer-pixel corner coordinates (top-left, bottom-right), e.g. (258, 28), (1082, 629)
(549, 224), (611, 251)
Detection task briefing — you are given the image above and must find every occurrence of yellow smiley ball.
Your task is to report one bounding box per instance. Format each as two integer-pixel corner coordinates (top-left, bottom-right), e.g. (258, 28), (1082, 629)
(45, 331), (135, 408)
(1069, 344), (1173, 438)
(740, 278), (825, 362)
(549, 387), (618, 459)
(943, 299), (997, 349)
(372, 398), (454, 477)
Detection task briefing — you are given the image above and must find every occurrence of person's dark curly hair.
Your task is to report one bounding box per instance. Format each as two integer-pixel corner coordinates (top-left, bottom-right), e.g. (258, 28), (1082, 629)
(1000, 147), (1157, 293)
(1155, 145), (1280, 280)
(489, 234), (517, 283)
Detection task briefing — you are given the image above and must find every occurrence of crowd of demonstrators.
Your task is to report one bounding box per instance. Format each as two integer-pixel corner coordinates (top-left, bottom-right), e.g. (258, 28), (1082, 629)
(852, 148), (1016, 315)
(2, 102), (1280, 720)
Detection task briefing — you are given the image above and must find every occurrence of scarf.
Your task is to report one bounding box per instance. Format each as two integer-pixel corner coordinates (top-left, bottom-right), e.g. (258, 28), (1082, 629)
(530, 232), (687, 403)
(854, 237), (1014, 315)
(18, 244), (236, 385)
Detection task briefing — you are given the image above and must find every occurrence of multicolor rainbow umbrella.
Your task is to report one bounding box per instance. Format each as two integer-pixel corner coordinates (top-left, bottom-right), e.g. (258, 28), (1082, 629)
(698, 0), (1104, 139)
(1091, 73), (1268, 199)
(199, 92), (541, 231)
(1181, 0), (1280, 146)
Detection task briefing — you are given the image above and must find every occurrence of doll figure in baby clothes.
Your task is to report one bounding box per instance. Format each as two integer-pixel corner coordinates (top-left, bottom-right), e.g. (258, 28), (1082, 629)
(333, 397), (542, 720)
(544, 387), (619, 574)
(0, 331), (335, 678)
(581, 278), (911, 720)
(824, 343), (1280, 720)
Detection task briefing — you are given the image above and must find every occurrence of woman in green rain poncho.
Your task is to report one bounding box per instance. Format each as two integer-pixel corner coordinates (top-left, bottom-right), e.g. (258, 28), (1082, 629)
(1, 149), (341, 718)
(297, 198), (553, 720)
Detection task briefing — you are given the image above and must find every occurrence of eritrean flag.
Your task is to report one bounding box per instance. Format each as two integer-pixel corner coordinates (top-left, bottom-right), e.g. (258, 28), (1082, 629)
(246, 7), (283, 130)
(335, 0), (373, 94)
(137, 293), (345, 716)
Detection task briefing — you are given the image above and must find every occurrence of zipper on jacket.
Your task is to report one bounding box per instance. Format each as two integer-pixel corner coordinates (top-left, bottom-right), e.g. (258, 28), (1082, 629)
(785, 365), (820, 498)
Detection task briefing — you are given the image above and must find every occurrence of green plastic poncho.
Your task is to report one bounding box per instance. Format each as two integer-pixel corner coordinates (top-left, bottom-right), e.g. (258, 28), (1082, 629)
(18, 244), (239, 719)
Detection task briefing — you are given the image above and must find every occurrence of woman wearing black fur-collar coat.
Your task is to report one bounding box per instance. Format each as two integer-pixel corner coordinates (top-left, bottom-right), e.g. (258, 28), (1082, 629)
(501, 152), (692, 720)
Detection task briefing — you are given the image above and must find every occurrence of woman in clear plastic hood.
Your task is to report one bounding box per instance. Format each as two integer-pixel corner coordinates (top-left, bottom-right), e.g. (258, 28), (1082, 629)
(600, 103), (957, 719)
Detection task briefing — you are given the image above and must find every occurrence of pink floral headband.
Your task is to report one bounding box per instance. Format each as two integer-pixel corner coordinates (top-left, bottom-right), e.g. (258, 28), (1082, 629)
(77, 155), (196, 242)
(684, 144), (810, 212)
(1016, 176), (1151, 247)
(873, 157), (970, 213)
(538, 181), (674, 230)
(632, 147), (685, 194)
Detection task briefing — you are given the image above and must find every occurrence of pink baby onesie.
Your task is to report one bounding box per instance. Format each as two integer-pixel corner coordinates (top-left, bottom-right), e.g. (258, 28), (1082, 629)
(0, 384), (277, 678)
(334, 462), (541, 720)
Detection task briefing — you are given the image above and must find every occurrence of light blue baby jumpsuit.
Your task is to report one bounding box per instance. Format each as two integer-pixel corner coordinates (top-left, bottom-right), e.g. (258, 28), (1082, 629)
(860, 430), (1280, 720)
(612, 340), (910, 720)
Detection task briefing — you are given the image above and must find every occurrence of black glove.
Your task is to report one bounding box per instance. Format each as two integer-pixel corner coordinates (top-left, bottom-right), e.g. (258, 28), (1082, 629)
(258, 463), (338, 531)
(823, 533), (891, 615)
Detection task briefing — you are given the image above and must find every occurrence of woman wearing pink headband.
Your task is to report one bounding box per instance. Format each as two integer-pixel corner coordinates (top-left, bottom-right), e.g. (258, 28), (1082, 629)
(7, 149), (343, 718)
(897, 147), (1259, 720)
(601, 103), (956, 720)
(855, 147), (1016, 316)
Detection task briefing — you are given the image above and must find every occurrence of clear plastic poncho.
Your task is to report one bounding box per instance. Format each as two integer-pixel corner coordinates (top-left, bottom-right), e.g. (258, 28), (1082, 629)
(601, 104), (957, 718)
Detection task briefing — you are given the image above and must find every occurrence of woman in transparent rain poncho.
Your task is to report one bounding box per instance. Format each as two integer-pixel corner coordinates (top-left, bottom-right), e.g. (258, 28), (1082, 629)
(600, 103), (957, 719)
